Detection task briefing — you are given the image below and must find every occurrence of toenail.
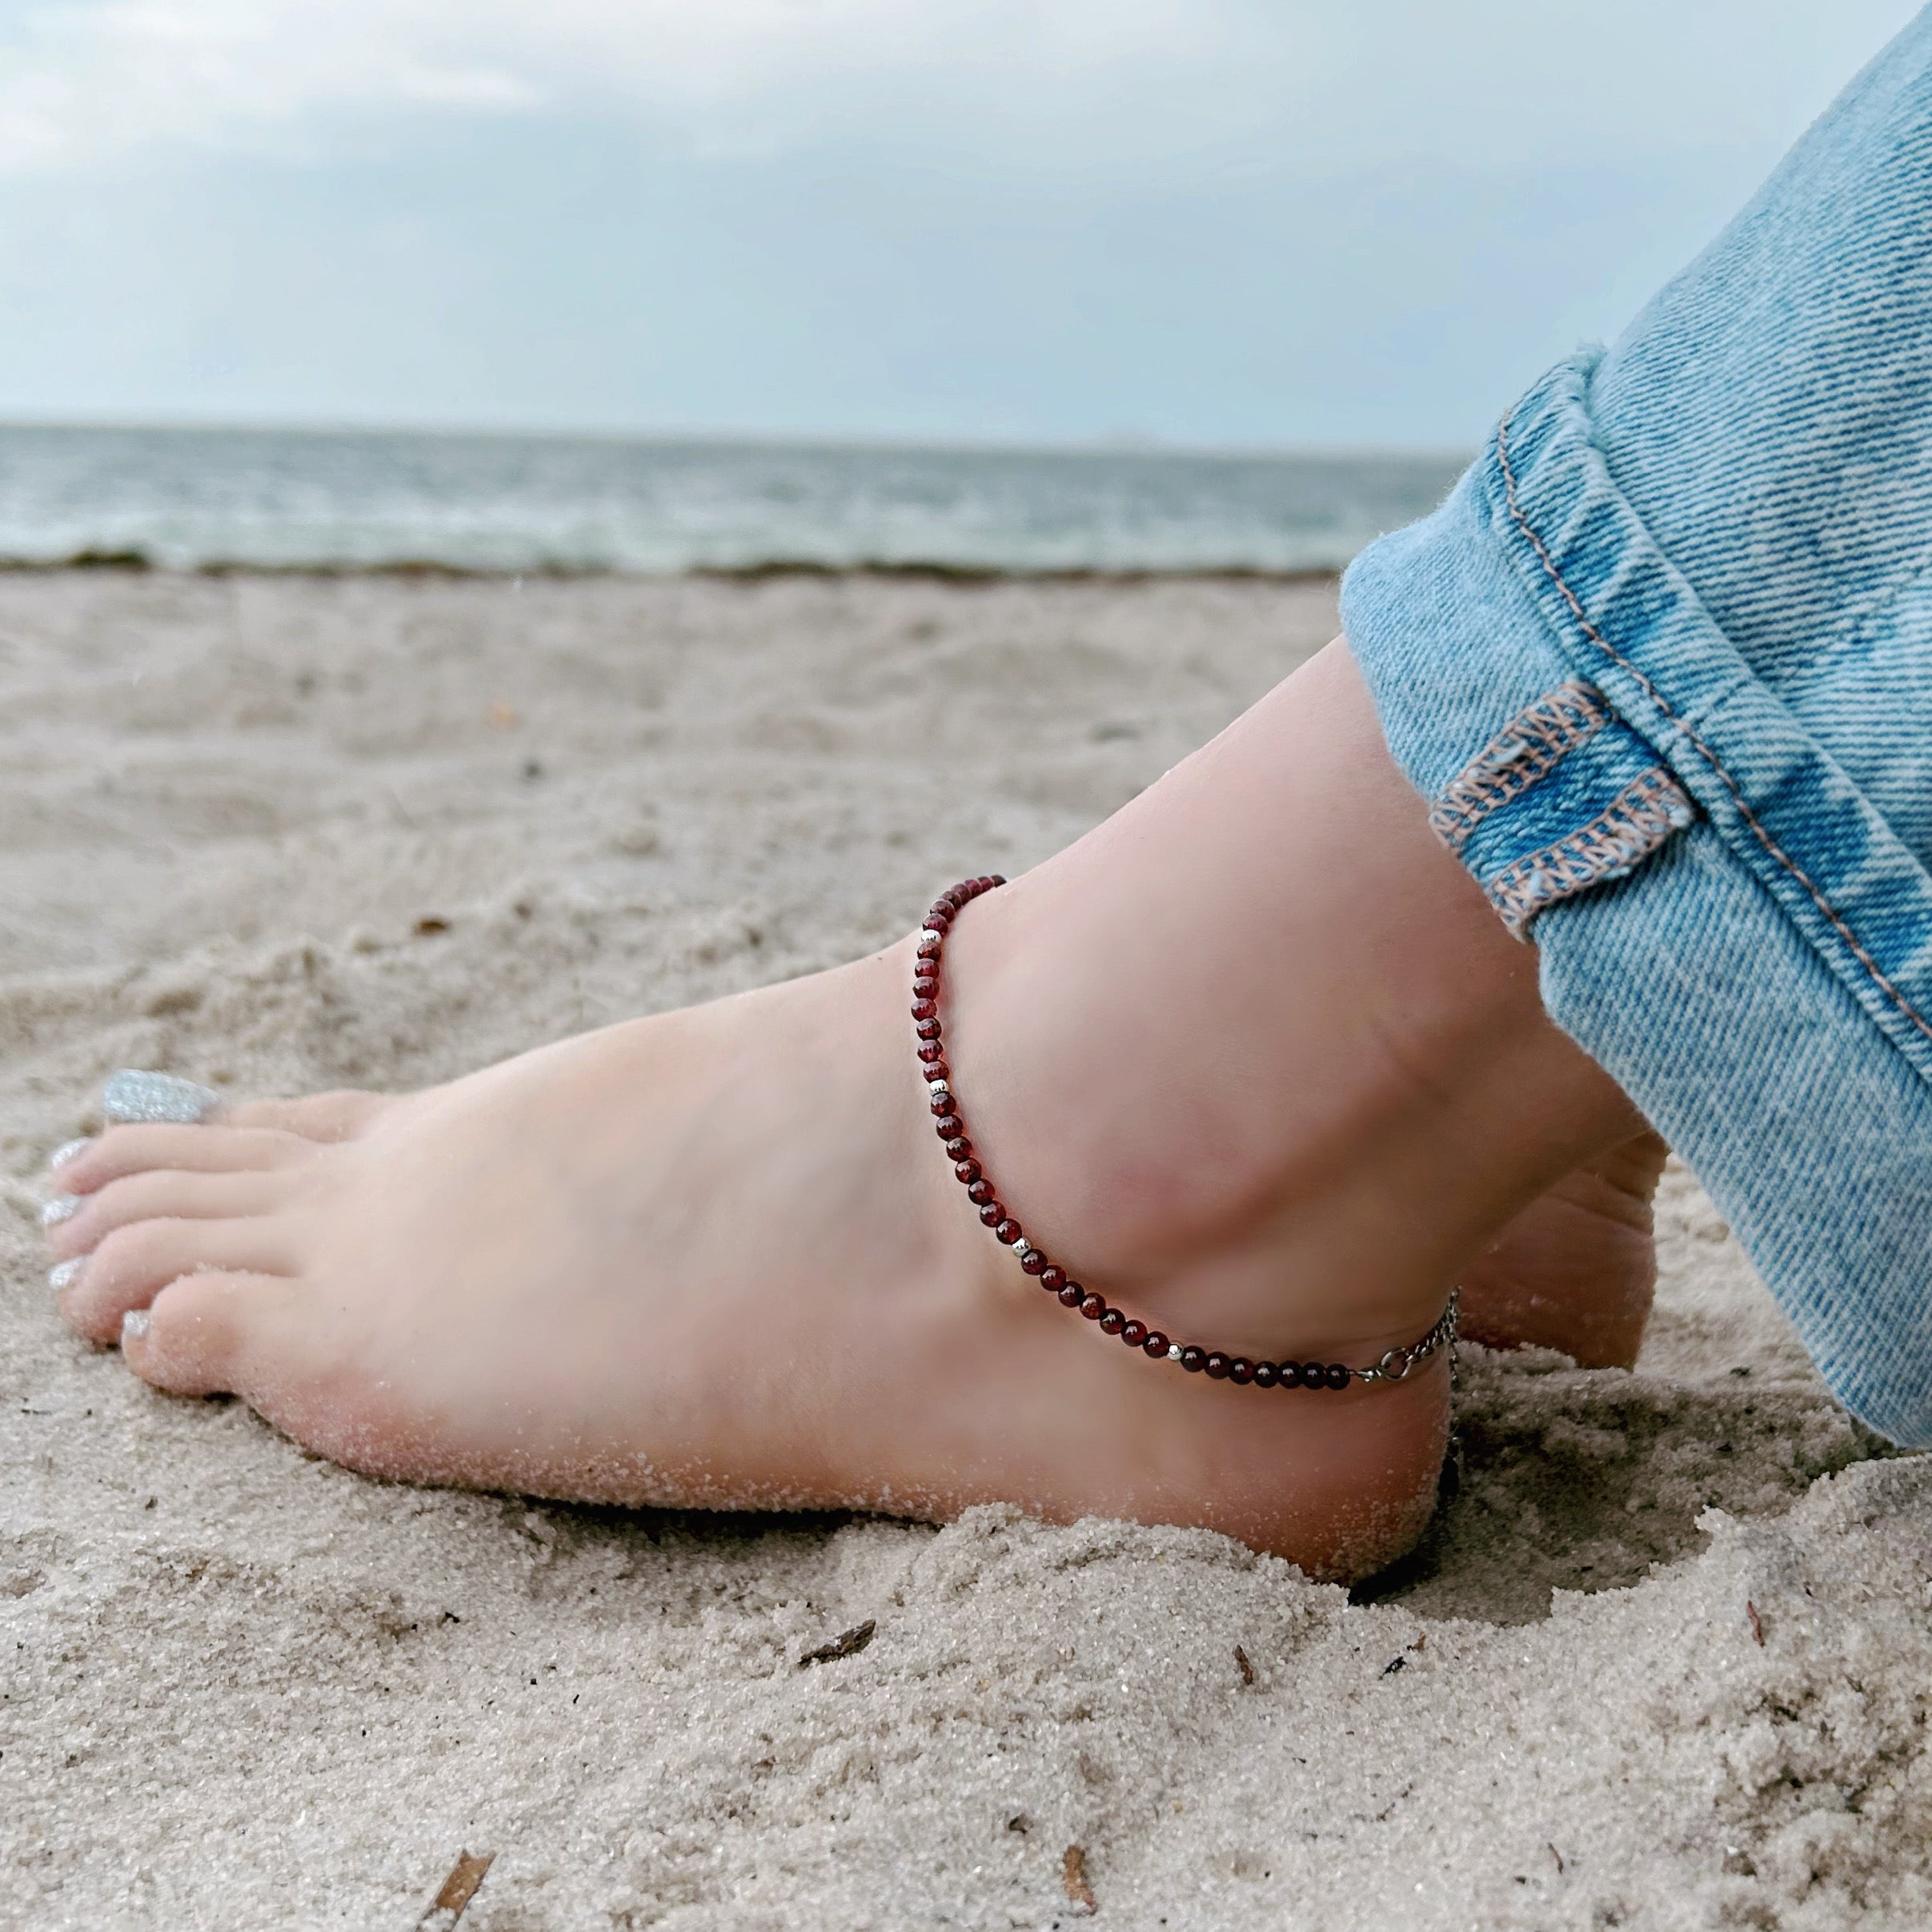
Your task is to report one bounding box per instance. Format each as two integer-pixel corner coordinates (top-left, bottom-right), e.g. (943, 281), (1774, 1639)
(121, 1309), (150, 1344)
(39, 1196), (80, 1227)
(49, 1258), (83, 1293)
(102, 1071), (220, 1124)
(48, 1137), (92, 1172)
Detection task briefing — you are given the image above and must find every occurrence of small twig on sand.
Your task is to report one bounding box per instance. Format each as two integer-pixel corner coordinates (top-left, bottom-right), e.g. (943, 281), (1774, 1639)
(1549, 1842), (1565, 1875)
(1062, 1845), (1097, 1914)
(1233, 1645), (1255, 1685)
(415, 1850), (494, 1930)
(798, 1618), (876, 1668)
(1746, 1601), (1765, 1646)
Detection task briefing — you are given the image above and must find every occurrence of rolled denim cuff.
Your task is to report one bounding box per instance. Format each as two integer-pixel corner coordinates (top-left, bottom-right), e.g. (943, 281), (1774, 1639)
(1342, 352), (1932, 1448)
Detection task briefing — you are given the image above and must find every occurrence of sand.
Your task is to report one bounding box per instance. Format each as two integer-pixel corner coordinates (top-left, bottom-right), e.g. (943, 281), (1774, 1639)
(2, 567), (1929, 1931)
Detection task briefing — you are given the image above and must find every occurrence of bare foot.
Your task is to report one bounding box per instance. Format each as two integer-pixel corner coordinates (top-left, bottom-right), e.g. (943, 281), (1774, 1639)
(1458, 1132), (1668, 1368)
(40, 640), (1645, 1581)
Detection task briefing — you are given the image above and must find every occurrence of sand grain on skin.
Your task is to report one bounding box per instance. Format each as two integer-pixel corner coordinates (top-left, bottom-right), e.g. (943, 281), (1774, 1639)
(2, 571), (1928, 1930)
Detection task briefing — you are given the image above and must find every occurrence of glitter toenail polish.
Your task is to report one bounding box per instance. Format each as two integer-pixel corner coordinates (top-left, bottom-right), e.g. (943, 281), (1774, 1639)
(48, 1138), (92, 1172)
(121, 1309), (150, 1344)
(49, 1259), (82, 1293)
(39, 1196), (80, 1227)
(102, 1071), (220, 1124)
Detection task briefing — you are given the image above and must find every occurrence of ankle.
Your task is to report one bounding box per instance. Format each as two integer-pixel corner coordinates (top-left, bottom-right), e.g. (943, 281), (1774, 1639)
(926, 639), (1643, 1358)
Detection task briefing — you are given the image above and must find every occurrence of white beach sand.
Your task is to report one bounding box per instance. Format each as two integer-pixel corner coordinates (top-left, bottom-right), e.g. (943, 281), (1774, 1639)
(2, 569), (1928, 1930)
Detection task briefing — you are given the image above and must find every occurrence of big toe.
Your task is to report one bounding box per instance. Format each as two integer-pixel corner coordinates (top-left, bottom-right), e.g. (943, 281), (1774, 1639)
(85, 1069), (389, 1145)
(215, 1089), (391, 1141)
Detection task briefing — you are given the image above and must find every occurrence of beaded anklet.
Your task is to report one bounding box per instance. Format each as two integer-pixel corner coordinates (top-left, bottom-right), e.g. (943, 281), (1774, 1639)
(914, 877), (1459, 1390)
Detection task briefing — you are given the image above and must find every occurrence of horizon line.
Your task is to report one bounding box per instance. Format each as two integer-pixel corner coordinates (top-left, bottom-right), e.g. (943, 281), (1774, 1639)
(0, 413), (1473, 467)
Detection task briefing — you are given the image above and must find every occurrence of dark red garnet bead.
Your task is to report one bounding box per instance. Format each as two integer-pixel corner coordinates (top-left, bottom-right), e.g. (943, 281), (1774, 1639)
(914, 878), (1416, 1399)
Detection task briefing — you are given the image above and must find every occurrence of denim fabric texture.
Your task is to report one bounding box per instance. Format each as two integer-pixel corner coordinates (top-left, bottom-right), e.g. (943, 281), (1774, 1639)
(1341, 7), (1932, 1444)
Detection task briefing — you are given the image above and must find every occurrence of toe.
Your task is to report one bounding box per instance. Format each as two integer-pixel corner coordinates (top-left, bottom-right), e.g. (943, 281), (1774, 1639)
(48, 1167), (291, 1261)
(101, 1071), (220, 1124)
(57, 1124), (314, 1193)
(214, 1090), (387, 1141)
(58, 1217), (296, 1345)
(121, 1272), (299, 1399)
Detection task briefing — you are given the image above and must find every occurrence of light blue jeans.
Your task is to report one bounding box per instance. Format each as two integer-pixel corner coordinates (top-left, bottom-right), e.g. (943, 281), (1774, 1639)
(1342, 8), (1932, 1444)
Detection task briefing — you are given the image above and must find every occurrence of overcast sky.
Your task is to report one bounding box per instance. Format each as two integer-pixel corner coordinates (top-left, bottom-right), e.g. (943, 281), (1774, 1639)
(0, 0), (1921, 447)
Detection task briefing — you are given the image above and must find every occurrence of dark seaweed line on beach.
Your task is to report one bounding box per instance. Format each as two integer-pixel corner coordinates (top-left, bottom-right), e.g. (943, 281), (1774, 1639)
(0, 549), (1341, 586)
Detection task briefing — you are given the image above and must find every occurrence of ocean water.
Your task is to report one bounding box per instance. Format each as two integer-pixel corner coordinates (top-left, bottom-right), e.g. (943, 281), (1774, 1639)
(0, 423), (1464, 575)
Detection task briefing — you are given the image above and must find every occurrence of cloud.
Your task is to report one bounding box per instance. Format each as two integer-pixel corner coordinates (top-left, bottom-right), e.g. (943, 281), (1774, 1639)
(0, 0), (1298, 174)
(0, 0), (1919, 181)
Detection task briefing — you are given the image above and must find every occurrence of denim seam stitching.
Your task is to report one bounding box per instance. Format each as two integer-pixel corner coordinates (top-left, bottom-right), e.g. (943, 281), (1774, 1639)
(1427, 680), (1610, 852)
(1495, 405), (1932, 1048)
(1482, 765), (1696, 936)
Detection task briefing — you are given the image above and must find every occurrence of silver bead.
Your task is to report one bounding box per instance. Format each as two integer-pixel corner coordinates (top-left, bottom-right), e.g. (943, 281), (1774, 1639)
(928, 1080), (949, 1099)
(1011, 1238), (1032, 1261)
(1167, 1343), (1183, 1361)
